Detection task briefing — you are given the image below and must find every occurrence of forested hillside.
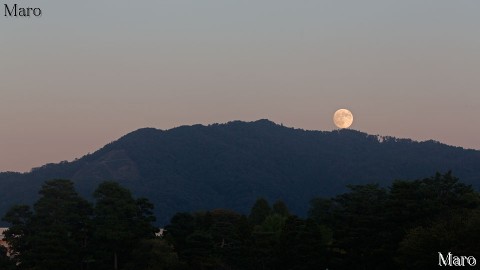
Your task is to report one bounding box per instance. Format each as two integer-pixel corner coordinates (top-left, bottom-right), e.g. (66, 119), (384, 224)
(1, 120), (479, 225)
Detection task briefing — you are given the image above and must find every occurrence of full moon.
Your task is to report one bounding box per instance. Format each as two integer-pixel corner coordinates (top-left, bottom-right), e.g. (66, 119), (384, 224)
(333, 109), (354, 129)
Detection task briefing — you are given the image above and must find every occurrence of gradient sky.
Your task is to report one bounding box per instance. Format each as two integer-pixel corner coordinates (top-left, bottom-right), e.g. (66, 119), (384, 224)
(1, 1), (479, 172)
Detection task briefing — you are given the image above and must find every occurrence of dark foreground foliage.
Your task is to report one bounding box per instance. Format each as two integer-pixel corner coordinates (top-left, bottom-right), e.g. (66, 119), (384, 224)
(2, 172), (479, 269)
(2, 180), (162, 270)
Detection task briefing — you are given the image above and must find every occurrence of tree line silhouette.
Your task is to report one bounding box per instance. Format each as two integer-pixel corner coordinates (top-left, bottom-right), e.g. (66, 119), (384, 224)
(1, 172), (479, 270)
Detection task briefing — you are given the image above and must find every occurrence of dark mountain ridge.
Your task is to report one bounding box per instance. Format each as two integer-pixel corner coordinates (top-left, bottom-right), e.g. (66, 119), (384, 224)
(1, 119), (480, 225)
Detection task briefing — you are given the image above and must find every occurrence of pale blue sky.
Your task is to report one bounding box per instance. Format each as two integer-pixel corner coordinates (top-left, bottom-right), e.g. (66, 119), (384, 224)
(1, 1), (479, 171)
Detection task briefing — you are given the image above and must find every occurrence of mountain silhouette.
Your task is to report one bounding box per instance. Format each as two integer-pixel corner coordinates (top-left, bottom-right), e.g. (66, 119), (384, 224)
(1, 119), (479, 225)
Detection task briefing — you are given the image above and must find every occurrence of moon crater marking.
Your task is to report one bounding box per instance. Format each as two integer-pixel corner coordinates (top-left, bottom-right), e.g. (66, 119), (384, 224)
(333, 109), (353, 129)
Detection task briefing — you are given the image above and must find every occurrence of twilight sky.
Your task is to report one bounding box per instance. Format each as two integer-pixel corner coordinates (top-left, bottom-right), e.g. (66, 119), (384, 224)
(1, 1), (479, 172)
